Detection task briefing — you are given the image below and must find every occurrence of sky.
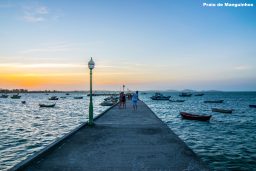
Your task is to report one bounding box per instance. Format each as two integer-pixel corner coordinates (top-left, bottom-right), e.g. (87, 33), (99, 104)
(0, 0), (256, 91)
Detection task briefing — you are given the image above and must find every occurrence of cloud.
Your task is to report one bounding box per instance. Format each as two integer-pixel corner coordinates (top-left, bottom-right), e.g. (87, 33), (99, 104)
(0, 63), (86, 68)
(22, 5), (49, 23)
(20, 42), (82, 53)
(234, 65), (251, 71)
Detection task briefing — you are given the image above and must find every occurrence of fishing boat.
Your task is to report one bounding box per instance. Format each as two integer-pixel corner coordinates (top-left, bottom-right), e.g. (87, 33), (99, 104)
(104, 96), (118, 102)
(204, 100), (223, 103)
(48, 96), (58, 100)
(11, 94), (21, 99)
(249, 105), (256, 108)
(39, 103), (56, 107)
(100, 100), (114, 106)
(150, 93), (170, 100)
(212, 108), (233, 114)
(0, 94), (8, 98)
(180, 112), (211, 121)
(74, 96), (83, 99)
(179, 92), (192, 97)
(169, 99), (185, 102)
(194, 93), (204, 96)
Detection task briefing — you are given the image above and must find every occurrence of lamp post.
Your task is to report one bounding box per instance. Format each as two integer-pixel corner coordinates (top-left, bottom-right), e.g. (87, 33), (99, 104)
(88, 57), (95, 126)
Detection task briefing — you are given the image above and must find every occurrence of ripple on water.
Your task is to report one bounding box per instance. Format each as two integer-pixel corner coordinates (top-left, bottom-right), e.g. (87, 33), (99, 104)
(0, 93), (110, 170)
(141, 92), (256, 170)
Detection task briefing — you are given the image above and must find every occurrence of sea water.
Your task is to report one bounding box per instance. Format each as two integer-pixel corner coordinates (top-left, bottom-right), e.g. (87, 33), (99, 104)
(0, 92), (256, 170)
(0, 93), (109, 170)
(141, 92), (256, 170)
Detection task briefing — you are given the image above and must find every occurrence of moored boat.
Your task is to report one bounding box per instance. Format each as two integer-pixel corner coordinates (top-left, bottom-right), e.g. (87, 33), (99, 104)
(204, 100), (223, 103)
(39, 103), (56, 107)
(194, 93), (204, 96)
(0, 94), (8, 98)
(100, 100), (114, 106)
(11, 94), (21, 99)
(74, 96), (83, 99)
(48, 96), (58, 100)
(249, 105), (256, 108)
(150, 93), (170, 100)
(179, 92), (192, 97)
(180, 112), (211, 121)
(212, 108), (233, 114)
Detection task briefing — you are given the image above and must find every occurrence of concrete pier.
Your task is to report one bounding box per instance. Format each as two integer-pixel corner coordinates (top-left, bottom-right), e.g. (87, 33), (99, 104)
(11, 101), (209, 171)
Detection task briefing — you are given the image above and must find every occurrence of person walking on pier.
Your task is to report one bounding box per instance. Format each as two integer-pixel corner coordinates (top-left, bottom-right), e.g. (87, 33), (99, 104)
(119, 92), (123, 108)
(122, 92), (126, 108)
(119, 92), (126, 109)
(132, 91), (138, 111)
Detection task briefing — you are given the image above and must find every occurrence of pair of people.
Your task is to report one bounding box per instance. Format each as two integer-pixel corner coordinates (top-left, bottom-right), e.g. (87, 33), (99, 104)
(119, 91), (139, 111)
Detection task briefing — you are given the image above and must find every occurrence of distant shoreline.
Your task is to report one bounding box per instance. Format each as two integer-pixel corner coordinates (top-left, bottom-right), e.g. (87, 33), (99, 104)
(1, 89), (255, 94)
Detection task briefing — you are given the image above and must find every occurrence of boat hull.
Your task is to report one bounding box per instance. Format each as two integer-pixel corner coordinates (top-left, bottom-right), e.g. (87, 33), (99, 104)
(204, 100), (223, 103)
(249, 105), (256, 108)
(151, 97), (170, 100)
(39, 104), (56, 107)
(180, 112), (211, 121)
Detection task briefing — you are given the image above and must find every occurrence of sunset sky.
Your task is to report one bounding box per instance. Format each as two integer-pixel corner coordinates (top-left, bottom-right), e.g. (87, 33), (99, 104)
(0, 0), (255, 91)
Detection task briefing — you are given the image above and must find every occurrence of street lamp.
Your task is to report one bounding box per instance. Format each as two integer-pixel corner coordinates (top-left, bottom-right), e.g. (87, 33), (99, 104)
(88, 57), (95, 126)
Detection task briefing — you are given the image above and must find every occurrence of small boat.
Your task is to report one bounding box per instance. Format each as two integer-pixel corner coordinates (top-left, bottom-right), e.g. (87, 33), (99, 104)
(48, 96), (58, 100)
(194, 93), (204, 96)
(39, 103), (56, 107)
(66, 93), (70, 95)
(180, 112), (211, 121)
(0, 94), (8, 98)
(21, 101), (26, 104)
(74, 96), (83, 99)
(100, 100), (114, 106)
(11, 94), (21, 99)
(204, 100), (223, 103)
(60, 97), (67, 99)
(179, 92), (192, 97)
(249, 105), (256, 108)
(212, 108), (233, 114)
(169, 99), (185, 102)
(104, 96), (119, 102)
(150, 93), (170, 100)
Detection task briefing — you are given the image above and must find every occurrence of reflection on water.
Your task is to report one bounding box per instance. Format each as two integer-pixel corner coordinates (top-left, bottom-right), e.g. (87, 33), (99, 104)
(0, 92), (256, 170)
(141, 92), (256, 170)
(0, 93), (109, 170)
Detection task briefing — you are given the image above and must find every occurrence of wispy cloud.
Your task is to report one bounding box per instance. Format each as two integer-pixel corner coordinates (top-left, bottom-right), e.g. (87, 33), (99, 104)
(0, 63), (86, 68)
(20, 42), (82, 53)
(234, 65), (251, 71)
(22, 5), (49, 23)
(0, 1), (13, 8)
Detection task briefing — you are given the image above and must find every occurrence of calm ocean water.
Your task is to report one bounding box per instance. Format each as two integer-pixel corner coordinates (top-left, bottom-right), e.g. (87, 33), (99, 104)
(141, 92), (256, 171)
(0, 93), (110, 170)
(0, 92), (256, 170)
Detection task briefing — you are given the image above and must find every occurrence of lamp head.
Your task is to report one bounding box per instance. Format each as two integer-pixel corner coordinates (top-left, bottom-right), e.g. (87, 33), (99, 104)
(88, 57), (95, 69)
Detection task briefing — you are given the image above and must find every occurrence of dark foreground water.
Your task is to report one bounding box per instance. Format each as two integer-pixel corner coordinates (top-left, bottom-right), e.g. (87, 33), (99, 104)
(0, 92), (256, 170)
(141, 92), (256, 171)
(0, 93), (109, 170)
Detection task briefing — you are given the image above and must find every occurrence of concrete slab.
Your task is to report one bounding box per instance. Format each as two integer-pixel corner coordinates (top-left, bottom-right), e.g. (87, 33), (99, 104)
(12, 101), (209, 171)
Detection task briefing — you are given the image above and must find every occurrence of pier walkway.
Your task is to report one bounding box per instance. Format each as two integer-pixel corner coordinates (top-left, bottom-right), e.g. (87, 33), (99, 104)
(12, 101), (209, 171)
